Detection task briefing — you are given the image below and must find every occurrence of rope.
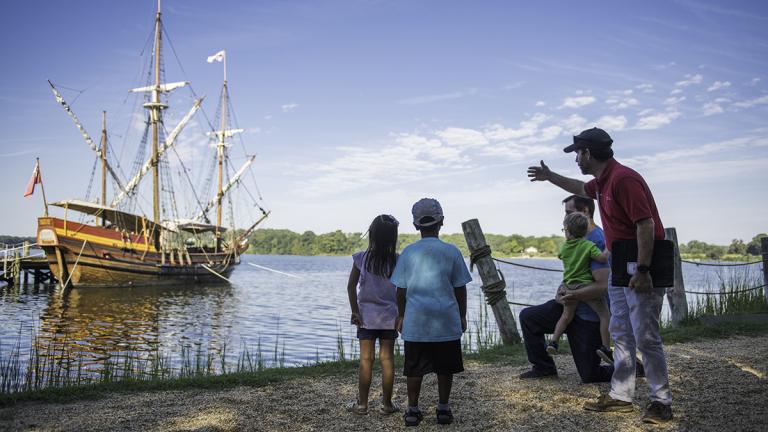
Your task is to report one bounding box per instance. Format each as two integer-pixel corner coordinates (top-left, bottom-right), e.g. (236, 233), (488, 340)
(468, 245), (507, 306)
(508, 301), (536, 307)
(492, 257), (564, 273)
(681, 259), (762, 267)
(61, 240), (87, 289)
(684, 284), (766, 295)
(469, 245), (491, 272)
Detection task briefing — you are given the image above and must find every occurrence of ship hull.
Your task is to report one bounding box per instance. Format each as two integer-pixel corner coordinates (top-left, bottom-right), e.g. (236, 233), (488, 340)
(37, 217), (244, 288)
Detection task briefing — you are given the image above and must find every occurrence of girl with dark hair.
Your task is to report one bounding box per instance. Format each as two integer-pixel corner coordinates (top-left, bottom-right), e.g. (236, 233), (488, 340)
(346, 214), (400, 416)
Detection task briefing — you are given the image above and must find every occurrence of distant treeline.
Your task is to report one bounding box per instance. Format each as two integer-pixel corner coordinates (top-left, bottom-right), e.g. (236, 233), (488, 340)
(0, 236), (36, 247)
(679, 234), (766, 261)
(3, 232), (765, 260)
(246, 229), (565, 257)
(246, 229), (768, 260)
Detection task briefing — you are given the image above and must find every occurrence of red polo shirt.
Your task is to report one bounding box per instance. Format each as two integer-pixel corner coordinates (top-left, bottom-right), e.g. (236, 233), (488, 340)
(584, 159), (664, 251)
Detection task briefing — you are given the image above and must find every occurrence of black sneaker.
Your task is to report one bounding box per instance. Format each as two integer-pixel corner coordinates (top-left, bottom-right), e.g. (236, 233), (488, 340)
(519, 368), (558, 379)
(404, 408), (423, 427)
(596, 345), (614, 364)
(546, 341), (559, 355)
(642, 401), (673, 424)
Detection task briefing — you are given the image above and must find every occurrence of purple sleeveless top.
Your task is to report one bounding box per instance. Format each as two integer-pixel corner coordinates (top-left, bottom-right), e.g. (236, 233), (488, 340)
(352, 251), (398, 330)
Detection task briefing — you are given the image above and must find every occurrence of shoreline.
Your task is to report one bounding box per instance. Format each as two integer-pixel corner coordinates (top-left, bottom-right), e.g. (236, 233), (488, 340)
(1, 325), (766, 431)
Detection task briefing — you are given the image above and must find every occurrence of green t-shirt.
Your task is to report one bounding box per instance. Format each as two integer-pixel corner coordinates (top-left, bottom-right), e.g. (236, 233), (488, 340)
(559, 238), (602, 284)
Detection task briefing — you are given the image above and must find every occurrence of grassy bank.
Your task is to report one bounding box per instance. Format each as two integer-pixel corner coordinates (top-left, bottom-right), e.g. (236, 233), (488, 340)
(2, 318), (766, 407)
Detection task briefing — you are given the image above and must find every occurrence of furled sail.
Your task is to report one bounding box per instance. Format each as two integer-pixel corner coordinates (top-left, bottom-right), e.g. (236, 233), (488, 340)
(129, 81), (189, 93)
(110, 98), (204, 207)
(194, 155), (255, 222)
(47, 80), (127, 194)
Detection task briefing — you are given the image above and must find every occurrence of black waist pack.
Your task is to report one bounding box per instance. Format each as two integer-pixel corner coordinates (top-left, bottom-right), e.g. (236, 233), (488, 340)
(610, 239), (675, 288)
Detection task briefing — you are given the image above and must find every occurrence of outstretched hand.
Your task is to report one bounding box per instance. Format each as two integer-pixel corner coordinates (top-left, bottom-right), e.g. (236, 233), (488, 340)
(527, 160), (551, 182)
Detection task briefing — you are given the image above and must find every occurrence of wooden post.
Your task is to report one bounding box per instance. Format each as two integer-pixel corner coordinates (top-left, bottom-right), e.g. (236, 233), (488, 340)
(664, 227), (687, 325)
(462, 219), (521, 344)
(762, 237), (768, 305)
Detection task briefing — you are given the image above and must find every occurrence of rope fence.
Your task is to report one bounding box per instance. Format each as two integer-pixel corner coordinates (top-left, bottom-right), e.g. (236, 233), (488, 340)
(492, 257), (564, 273)
(483, 253), (766, 303)
(681, 259), (762, 267)
(683, 284), (766, 296)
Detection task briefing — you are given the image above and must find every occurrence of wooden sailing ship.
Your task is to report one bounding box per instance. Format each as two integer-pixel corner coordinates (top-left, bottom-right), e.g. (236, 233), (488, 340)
(37, 1), (269, 288)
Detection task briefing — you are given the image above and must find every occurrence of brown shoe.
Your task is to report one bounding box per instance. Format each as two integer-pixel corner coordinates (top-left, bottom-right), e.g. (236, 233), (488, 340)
(642, 401), (673, 424)
(583, 394), (634, 413)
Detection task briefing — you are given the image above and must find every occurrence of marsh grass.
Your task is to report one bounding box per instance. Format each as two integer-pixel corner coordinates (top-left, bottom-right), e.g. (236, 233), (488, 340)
(684, 268), (767, 321)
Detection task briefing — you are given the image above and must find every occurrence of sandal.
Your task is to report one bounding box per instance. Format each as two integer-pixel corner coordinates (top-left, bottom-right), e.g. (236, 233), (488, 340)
(436, 408), (454, 425)
(380, 402), (401, 415)
(403, 408), (423, 427)
(345, 400), (368, 415)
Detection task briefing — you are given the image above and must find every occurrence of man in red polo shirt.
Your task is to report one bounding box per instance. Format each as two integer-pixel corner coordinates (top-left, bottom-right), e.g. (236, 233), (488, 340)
(527, 127), (672, 424)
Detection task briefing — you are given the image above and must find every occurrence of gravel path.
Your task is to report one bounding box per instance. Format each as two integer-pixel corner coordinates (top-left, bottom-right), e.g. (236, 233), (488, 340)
(2, 336), (766, 431)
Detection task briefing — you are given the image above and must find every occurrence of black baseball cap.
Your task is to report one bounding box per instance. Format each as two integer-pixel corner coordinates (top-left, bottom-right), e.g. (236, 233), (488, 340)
(563, 127), (613, 153)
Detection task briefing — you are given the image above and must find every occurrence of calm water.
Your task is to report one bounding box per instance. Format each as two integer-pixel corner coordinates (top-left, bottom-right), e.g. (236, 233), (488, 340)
(0, 254), (762, 371)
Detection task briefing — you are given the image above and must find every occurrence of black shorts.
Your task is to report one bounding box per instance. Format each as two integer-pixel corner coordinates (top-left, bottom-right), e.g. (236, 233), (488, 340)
(356, 328), (398, 340)
(403, 340), (464, 377)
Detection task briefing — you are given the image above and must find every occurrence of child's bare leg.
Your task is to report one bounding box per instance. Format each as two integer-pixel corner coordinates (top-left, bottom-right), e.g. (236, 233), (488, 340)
(357, 339), (375, 406)
(406, 376), (423, 408)
(437, 374), (453, 405)
(379, 339), (395, 407)
(551, 303), (577, 342)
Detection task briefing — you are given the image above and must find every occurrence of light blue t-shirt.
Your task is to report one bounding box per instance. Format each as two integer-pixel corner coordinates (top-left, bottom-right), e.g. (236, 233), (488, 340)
(576, 226), (610, 322)
(390, 237), (473, 342)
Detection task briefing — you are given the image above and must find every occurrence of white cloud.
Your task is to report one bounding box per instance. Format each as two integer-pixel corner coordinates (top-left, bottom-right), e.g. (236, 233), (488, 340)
(707, 81), (731, 92)
(702, 102), (724, 116)
(732, 94), (768, 108)
(670, 88), (683, 95)
(484, 113), (549, 141)
(607, 96), (639, 110)
(435, 127), (489, 147)
(398, 88), (478, 105)
(537, 125), (563, 142)
(623, 89), (634, 96)
(535, 101), (546, 107)
(595, 115), (627, 131)
(634, 111), (681, 130)
(625, 135), (768, 166)
(637, 108), (654, 116)
(663, 96), (686, 105)
(636, 83), (654, 93)
(675, 74), (703, 87)
(281, 103), (299, 112)
(560, 114), (588, 134)
(559, 96), (596, 109)
(295, 133), (474, 196)
(749, 77), (761, 86)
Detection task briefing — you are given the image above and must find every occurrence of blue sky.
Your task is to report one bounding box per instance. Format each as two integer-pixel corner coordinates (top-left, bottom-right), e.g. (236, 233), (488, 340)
(1, 0), (767, 244)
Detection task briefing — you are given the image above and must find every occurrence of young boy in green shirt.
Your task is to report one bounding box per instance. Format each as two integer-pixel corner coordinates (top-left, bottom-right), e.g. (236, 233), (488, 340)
(547, 212), (611, 362)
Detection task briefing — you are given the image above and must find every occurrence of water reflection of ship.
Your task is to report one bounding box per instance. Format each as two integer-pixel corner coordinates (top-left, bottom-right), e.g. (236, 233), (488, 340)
(36, 284), (235, 370)
(37, 0), (269, 288)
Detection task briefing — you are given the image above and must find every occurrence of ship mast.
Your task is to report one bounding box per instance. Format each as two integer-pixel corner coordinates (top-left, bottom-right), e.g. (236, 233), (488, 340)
(100, 111), (107, 227)
(147, 0), (164, 226)
(215, 52), (228, 252)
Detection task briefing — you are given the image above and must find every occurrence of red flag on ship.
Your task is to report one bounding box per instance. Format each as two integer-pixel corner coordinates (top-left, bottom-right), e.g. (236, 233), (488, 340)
(24, 161), (42, 197)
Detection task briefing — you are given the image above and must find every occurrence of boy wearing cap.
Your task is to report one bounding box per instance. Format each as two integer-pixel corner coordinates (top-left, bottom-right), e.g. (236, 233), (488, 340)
(527, 127), (672, 424)
(391, 198), (472, 427)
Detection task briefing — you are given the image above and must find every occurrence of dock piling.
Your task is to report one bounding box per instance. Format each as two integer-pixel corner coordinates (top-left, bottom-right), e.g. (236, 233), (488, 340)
(462, 219), (521, 345)
(665, 227), (687, 326)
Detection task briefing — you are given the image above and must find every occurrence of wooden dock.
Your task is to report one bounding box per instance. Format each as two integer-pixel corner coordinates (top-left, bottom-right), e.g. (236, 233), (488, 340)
(1, 242), (57, 286)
